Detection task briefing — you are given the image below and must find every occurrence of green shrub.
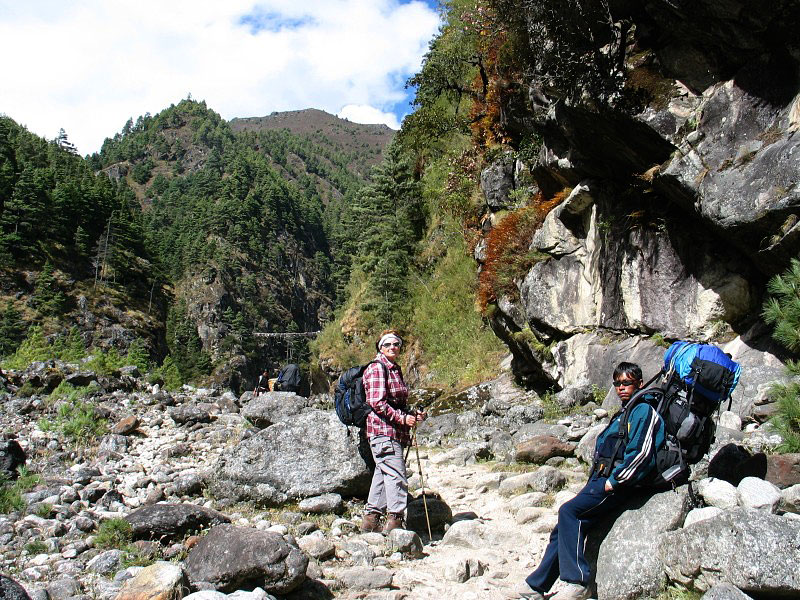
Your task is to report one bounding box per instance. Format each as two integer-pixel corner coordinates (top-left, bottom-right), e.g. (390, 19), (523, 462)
(17, 381), (41, 398)
(34, 503), (53, 518)
(0, 467), (41, 514)
(86, 347), (126, 376)
(57, 399), (107, 443)
(25, 541), (48, 555)
(95, 518), (133, 549)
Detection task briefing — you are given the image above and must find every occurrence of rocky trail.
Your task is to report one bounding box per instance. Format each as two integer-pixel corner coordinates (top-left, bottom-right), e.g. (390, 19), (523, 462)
(1, 363), (799, 600)
(369, 453), (564, 600)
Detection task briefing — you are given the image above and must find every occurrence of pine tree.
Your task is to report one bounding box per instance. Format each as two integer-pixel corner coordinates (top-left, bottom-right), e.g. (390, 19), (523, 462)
(762, 257), (800, 452)
(0, 301), (27, 357)
(32, 261), (66, 316)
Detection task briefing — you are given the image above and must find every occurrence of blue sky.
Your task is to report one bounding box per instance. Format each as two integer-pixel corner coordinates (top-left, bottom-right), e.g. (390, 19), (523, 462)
(0, 1), (442, 154)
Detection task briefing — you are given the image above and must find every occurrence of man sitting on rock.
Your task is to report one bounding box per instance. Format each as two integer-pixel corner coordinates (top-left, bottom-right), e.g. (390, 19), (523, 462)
(517, 362), (664, 600)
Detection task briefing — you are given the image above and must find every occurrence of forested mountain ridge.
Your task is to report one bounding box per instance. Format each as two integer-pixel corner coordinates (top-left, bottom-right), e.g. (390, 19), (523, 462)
(0, 101), (395, 390)
(230, 108), (394, 183)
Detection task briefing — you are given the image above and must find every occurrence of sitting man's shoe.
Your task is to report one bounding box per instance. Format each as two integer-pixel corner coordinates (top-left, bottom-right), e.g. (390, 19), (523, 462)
(513, 581), (545, 600)
(549, 581), (590, 600)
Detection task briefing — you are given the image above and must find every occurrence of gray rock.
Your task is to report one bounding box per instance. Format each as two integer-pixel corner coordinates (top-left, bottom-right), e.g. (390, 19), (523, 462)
(86, 549), (124, 574)
(697, 478), (738, 510)
(576, 424), (606, 465)
(737, 477), (781, 512)
(115, 562), (186, 600)
(241, 393), (306, 428)
(98, 434), (129, 457)
(780, 484), (800, 514)
(513, 422), (569, 444)
(718, 411), (742, 431)
(46, 578), (81, 600)
(498, 466), (566, 496)
(210, 410), (370, 505)
(335, 566), (393, 591)
(684, 507), (724, 528)
(701, 583), (754, 600)
(659, 509), (800, 596)
(184, 524), (307, 594)
(169, 405), (213, 425)
(172, 473), (206, 497)
(595, 487), (692, 600)
(297, 533), (335, 561)
(336, 539), (376, 566)
(481, 153), (516, 210)
(297, 493), (343, 514)
(126, 503), (230, 542)
(385, 528), (423, 557)
(440, 519), (506, 549)
(444, 557), (486, 583)
(0, 576), (32, 600)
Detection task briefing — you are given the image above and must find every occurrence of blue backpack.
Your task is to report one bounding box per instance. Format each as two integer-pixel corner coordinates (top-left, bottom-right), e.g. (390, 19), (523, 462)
(601, 341), (742, 488)
(663, 341), (741, 405)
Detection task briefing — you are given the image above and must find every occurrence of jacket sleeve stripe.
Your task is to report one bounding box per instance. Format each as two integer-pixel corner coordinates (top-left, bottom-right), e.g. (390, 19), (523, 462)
(615, 407), (659, 483)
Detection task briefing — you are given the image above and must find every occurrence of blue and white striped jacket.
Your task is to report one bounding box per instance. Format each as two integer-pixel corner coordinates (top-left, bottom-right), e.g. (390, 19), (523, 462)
(594, 402), (666, 488)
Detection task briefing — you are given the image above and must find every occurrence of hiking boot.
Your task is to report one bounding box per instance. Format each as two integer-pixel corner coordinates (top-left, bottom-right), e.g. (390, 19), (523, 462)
(360, 512), (382, 533)
(549, 581), (590, 600)
(382, 512), (404, 533)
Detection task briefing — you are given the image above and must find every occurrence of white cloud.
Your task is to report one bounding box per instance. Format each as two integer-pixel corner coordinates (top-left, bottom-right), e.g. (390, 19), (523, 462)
(338, 104), (400, 129)
(0, 1), (439, 154)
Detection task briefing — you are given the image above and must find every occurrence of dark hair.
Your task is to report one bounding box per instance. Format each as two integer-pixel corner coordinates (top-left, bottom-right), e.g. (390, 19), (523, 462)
(613, 362), (642, 382)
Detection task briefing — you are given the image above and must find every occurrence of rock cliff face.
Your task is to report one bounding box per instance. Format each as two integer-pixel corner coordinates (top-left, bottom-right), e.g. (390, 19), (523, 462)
(480, 0), (799, 411)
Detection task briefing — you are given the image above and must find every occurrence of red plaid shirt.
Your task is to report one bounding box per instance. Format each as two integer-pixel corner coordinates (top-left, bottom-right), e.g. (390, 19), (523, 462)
(364, 353), (411, 446)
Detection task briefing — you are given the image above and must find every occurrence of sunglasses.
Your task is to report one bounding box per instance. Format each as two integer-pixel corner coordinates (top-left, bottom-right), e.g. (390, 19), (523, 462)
(613, 380), (637, 387)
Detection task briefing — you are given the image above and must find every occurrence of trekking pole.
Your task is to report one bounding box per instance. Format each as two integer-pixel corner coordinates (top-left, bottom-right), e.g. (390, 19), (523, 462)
(412, 428), (432, 540)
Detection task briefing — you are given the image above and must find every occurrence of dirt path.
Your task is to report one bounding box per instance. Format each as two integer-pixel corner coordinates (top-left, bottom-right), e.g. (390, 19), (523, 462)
(343, 450), (586, 599)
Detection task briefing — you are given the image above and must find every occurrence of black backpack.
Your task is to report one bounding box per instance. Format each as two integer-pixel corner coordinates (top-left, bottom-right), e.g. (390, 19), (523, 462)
(334, 360), (387, 428)
(598, 342), (741, 488)
(275, 363), (301, 393)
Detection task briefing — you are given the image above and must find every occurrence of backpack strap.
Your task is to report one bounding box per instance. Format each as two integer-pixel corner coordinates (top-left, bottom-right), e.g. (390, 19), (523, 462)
(364, 359), (396, 409)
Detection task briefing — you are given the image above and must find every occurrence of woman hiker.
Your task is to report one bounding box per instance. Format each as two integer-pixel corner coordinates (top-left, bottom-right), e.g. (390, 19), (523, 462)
(360, 330), (427, 534)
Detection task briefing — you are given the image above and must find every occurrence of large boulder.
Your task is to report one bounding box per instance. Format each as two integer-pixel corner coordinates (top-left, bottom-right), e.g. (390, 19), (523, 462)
(209, 410), (370, 505)
(594, 487), (692, 600)
(241, 393), (307, 429)
(659, 509), (800, 596)
(126, 503), (230, 543)
(184, 524), (307, 595)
